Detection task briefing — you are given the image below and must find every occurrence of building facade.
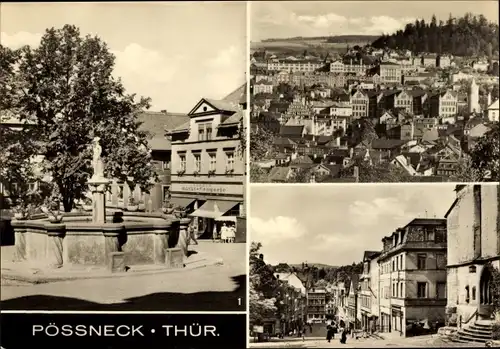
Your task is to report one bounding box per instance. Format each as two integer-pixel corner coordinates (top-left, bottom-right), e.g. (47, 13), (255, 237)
(306, 288), (327, 323)
(359, 251), (381, 332)
(444, 185), (500, 326)
(168, 93), (246, 238)
(378, 218), (448, 336)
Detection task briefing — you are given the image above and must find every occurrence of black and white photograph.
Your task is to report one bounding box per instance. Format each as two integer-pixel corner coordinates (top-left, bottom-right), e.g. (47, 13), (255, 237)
(249, 1), (499, 183)
(249, 184), (500, 347)
(0, 1), (247, 312)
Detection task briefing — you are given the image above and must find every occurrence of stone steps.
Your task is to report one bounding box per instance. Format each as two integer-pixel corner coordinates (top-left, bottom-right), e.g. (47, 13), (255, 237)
(453, 320), (493, 344)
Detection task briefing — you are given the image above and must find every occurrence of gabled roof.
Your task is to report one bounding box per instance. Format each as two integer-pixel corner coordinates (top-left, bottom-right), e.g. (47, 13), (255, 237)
(363, 251), (381, 261)
(219, 110), (244, 128)
(279, 125), (305, 137)
(269, 166), (291, 182)
(371, 139), (406, 150)
(222, 83), (247, 106)
(137, 111), (189, 150)
(188, 98), (240, 116)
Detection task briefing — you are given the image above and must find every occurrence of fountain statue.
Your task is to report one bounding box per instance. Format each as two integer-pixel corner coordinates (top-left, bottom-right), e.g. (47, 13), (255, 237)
(88, 137), (110, 224)
(91, 136), (105, 180)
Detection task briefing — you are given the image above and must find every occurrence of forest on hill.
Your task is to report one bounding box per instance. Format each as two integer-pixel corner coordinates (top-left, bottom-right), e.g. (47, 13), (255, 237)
(273, 261), (363, 288)
(262, 35), (378, 43)
(372, 13), (499, 57)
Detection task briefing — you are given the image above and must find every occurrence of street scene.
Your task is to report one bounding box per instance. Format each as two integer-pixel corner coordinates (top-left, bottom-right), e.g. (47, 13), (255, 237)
(0, 2), (247, 311)
(249, 1), (499, 183)
(249, 184), (500, 347)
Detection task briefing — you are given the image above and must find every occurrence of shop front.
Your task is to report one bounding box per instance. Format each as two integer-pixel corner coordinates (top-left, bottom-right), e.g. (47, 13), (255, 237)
(170, 181), (244, 240)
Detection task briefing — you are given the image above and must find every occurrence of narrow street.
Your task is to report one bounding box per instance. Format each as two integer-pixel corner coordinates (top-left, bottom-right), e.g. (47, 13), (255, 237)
(249, 334), (484, 348)
(1, 242), (246, 311)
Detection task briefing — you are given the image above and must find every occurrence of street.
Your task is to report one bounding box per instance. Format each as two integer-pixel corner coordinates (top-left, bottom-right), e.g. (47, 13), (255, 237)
(1, 241), (246, 311)
(248, 334), (484, 348)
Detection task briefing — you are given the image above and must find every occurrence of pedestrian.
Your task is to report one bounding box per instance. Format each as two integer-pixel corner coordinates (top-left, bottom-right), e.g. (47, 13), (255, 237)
(220, 223), (228, 243)
(188, 222), (198, 245)
(302, 327), (306, 341)
(212, 224), (218, 242)
(340, 327), (347, 344)
(326, 324), (333, 343)
(228, 223), (236, 243)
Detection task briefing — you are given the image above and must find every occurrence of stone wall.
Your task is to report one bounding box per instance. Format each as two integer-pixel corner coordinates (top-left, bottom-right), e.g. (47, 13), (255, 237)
(481, 185), (499, 258)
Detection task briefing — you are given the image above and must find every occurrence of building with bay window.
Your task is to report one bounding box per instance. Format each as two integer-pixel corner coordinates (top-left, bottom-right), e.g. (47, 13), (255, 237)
(167, 85), (246, 239)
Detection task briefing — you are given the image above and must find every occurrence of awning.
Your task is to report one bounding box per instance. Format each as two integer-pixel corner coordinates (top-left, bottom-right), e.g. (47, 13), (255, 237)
(190, 200), (239, 219)
(215, 216), (237, 222)
(170, 197), (196, 208)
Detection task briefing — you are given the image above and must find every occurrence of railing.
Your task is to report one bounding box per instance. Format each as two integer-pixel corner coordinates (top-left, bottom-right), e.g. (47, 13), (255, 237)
(461, 309), (478, 327)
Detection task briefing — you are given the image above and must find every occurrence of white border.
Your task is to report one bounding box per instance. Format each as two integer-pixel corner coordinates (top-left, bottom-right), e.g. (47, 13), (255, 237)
(245, 1), (252, 347)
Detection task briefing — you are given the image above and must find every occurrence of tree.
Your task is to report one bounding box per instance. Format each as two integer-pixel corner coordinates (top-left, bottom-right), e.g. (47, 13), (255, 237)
(0, 46), (41, 212)
(250, 126), (274, 161)
(250, 163), (269, 183)
(454, 124), (499, 182)
(286, 167), (310, 183)
(11, 25), (157, 211)
(250, 242), (280, 326)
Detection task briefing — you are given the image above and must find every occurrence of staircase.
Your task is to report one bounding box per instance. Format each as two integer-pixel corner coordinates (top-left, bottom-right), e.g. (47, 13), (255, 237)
(454, 320), (493, 343)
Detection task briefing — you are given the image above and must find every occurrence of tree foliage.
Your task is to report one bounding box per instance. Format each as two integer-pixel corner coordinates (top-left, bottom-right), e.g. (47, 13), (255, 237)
(250, 242), (280, 326)
(250, 126), (274, 161)
(250, 163), (269, 183)
(6, 25), (157, 211)
(372, 13), (499, 57)
(453, 124), (500, 182)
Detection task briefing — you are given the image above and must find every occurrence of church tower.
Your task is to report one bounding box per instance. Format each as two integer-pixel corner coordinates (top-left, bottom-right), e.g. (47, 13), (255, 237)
(468, 79), (480, 114)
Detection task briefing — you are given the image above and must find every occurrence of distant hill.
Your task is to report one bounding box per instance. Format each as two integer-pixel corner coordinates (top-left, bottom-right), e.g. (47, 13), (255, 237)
(372, 13), (499, 57)
(262, 35), (378, 43)
(289, 263), (339, 269)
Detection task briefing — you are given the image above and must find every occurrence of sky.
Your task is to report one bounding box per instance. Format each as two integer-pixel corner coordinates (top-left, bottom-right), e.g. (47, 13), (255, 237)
(250, 184), (458, 266)
(251, 1), (500, 41)
(1, 2), (247, 113)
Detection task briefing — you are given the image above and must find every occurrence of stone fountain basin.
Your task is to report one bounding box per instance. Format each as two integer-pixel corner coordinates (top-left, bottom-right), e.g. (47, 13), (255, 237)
(11, 211), (181, 267)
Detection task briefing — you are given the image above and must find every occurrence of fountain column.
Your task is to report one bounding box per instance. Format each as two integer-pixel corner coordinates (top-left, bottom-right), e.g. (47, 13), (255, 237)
(87, 178), (111, 224)
(176, 218), (191, 257)
(153, 222), (171, 264)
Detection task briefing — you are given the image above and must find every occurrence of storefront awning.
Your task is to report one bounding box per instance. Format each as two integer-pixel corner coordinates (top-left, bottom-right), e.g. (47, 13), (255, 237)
(170, 197), (196, 208)
(215, 216), (237, 222)
(190, 200), (239, 219)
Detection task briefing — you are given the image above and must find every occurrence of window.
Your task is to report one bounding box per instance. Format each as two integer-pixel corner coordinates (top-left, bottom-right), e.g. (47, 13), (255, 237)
(197, 122), (213, 142)
(162, 160), (170, 170)
(392, 260), (395, 272)
(465, 286), (470, 304)
(162, 186), (170, 202)
(425, 229), (435, 241)
(400, 255), (403, 270)
(28, 182), (37, 192)
(472, 286), (476, 301)
(400, 283), (404, 298)
(417, 282), (427, 298)
(117, 185), (124, 200)
(417, 254), (427, 270)
(437, 283), (446, 299)
(179, 154), (186, 171)
(225, 152), (235, 171)
(208, 153), (217, 172)
(193, 153), (201, 172)
(392, 283), (395, 297)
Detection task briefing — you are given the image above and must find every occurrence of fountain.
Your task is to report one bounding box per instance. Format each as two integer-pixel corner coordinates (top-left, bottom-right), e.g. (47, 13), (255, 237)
(9, 138), (191, 274)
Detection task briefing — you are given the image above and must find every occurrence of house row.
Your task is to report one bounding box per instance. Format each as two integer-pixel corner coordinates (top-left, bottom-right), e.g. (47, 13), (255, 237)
(333, 185), (499, 341)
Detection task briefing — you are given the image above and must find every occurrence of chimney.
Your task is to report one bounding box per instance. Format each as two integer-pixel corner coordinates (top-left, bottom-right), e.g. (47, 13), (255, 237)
(353, 166), (359, 182)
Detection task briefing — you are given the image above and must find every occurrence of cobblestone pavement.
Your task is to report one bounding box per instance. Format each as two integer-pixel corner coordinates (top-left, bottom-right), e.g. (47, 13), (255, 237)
(249, 335), (485, 348)
(1, 242), (246, 311)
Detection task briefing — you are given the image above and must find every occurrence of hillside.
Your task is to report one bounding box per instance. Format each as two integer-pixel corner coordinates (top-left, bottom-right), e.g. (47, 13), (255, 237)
(372, 13), (499, 57)
(262, 35), (378, 43)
